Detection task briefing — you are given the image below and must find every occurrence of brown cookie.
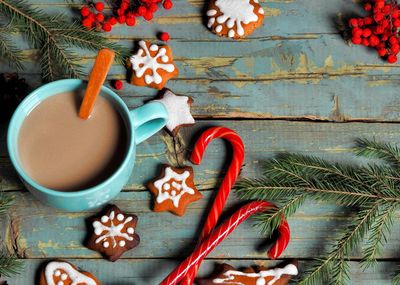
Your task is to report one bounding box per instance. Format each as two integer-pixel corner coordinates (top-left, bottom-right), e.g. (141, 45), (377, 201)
(39, 260), (100, 285)
(155, 89), (195, 136)
(148, 165), (202, 216)
(86, 205), (140, 262)
(197, 261), (298, 285)
(206, 0), (264, 39)
(128, 40), (178, 89)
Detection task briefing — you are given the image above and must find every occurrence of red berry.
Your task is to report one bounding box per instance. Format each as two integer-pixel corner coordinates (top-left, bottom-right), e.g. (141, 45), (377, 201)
(138, 6), (147, 16)
(352, 37), (362, 45)
(126, 17), (136, 26)
(364, 3), (372, 11)
(81, 6), (91, 17)
(88, 13), (95, 21)
(375, 0), (385, 9)
(126, 11), (135, 18)
(349, 18), (358, 27)
(358, 18), (364, 27)
(117, 8), (125, 16)
(374, 12), (384, 22)
(109, 17), (117, 25)
(369, 35), (380, 46)
(383, 4), (391, 14)
(118, 15), (126, 24)
(364, 17), (373, 25)
(391, 45), (400, 54)
(394, 19), (400, 27)
(362, 38), (370, 46)
(378, 48), (387, 57)
(392, 9), (399, 18)
(95, 2), (105, 12)
(389, 36), (398, 45)
(362, 28), (372, 37)
(374, 25), (384, 34)
(388, 54), (398, 64)
(149, 3), (158, 12)
(163, 0), (173, 10)
(143, 11), (153, 21)
(113, 80), (123, 90)
(102, 22), (112, 32)
(82, 18), (93, 28)
(352, 27), (363, 37)
(120, 2), (129, 10)
(95, 13), (105, 22)
(159, 32), (170, 41)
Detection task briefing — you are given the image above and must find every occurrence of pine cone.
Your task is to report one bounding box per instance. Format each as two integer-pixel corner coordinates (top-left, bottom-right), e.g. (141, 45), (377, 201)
(0, 73), (30, 122)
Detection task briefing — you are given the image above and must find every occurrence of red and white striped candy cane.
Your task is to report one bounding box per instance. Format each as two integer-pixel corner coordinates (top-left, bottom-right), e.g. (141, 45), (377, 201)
(160, 201), (290, 285)
(181, 127), (244, 284)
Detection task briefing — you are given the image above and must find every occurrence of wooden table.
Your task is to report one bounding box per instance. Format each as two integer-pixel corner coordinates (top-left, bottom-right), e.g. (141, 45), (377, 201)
(1, 0), (400, 284)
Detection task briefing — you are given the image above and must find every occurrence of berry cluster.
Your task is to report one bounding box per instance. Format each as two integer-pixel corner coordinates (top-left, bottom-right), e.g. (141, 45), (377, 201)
(349, 0), (400, 63)
(81, 0), (173, 32)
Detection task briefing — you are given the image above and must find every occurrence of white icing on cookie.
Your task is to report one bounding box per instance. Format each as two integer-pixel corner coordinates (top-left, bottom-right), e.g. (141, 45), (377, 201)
(153, 167), (195, 207)
(45, 261), (97, 285)
(129, 41), (175, 85)
(208, 0), (259, 38)
(93, 211), (134, 248)
(213, 264), (298, 285)
(154, 89), (195, 133)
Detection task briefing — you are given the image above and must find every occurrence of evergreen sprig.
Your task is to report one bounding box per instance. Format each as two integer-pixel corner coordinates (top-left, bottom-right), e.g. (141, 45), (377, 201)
(0, 0), (130, 81)
(0, 195), (22, 278)
(235, 139), (400, 285)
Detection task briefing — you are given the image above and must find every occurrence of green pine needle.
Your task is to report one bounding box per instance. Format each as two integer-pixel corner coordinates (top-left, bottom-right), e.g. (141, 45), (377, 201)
(235, 139), (400, 284)
(0, 251), (22, 278)
(394, 271), (400, 285)
(0, 0), (130, 81)
(0, 195), (13, 217)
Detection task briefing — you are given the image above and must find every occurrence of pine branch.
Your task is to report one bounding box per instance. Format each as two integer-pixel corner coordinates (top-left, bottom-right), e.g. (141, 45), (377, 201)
(362, 202), (398, 268)
(0, 195), (12, 217)
(0, 251), (22, 277)
(0, 0), (130, 81)
(356, 138), (400, 167)
(237, 140), (400, 284)
(0, 27), (24, 70)
(394, 271), (400, 285)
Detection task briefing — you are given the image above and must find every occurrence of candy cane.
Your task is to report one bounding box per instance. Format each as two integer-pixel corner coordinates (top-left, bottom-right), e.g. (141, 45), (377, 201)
(160, 201), (290, 285)
(180, 127), (244, 285)
(162, 127), (290, 285)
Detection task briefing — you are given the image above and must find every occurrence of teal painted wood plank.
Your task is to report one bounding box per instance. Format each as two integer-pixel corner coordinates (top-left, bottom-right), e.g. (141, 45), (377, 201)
(2, 191), (400, 259)
(4, 121), (400, 191)
(2, 259), (398, 285)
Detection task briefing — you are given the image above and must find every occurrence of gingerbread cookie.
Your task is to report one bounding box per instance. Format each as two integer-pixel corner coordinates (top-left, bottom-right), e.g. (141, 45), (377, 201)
(40, 260), (100, 285)
(128, 40), (178, 89)
(197, 261), (298, 285)
(148, 165), (202, 216)
(155, 89), (195, 136)
(206, 0), (264, 39)
(86, 205), (140, 262)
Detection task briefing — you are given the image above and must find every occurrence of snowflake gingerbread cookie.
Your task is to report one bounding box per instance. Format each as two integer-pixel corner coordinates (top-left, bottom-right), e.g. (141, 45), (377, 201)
(154, 89), (195, 136)
(128, 40), (178, 89)
(40, 260), (100, 285)
(206, 0), (264, 39)
(197, 261), (298, 285)
(86, 205), (140, 261)
(148, 165), (203, 216)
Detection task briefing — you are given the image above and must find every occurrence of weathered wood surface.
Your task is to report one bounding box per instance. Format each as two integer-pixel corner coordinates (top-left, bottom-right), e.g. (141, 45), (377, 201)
(1, 0), (400, 284)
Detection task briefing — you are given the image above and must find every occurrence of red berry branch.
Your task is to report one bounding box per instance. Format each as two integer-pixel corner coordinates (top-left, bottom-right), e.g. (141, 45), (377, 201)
(80, 0), (173, 32)
(349, 0), (400, 63)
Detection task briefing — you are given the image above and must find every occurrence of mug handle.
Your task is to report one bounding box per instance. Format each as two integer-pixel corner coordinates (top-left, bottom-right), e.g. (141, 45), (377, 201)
(130, 102), (168, 144)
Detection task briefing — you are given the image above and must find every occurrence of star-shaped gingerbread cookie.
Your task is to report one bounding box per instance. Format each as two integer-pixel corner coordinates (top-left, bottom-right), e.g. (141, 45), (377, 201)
(155, 89), (195, 136)
(148, 165), (202, 216)
(86, 205), (140, 262)
(128, 40), (178, 89)
(197, 261), (298, 285)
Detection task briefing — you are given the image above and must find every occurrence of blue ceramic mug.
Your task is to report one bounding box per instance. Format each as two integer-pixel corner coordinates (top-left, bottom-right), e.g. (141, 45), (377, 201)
(7, 79), (168, 212)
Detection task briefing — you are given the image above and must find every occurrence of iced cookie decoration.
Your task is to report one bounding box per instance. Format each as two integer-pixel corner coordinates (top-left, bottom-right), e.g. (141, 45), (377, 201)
(207, 0), (264, 39)
(39, 260), (100, 285)
(86, 205), (140, 261)
(154, 89), (195, 136)
(148, 165), (202, 216)
(128, 40), (178, 89)
(197, 261), (298, 285)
